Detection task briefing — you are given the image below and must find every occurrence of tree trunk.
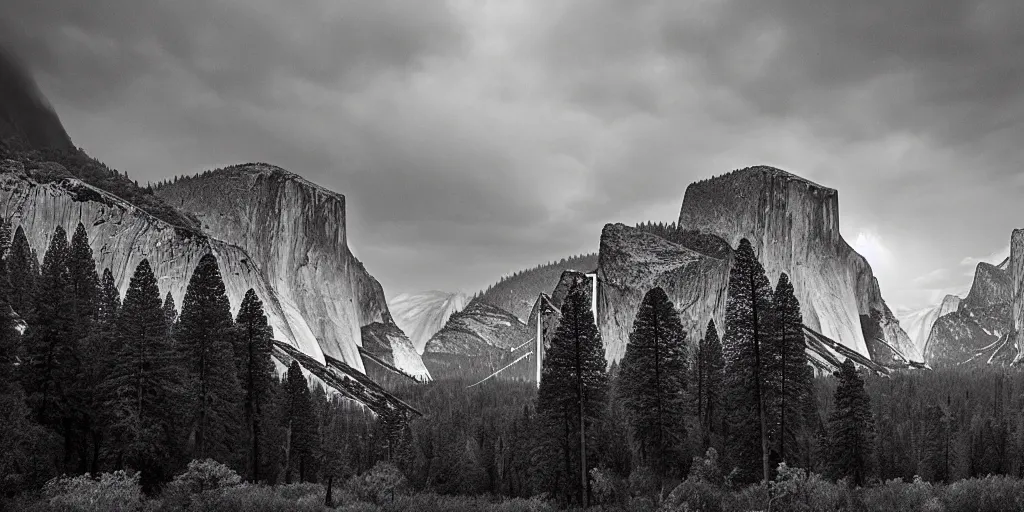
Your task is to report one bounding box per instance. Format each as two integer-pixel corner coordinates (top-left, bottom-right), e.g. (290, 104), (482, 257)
(751, 274), (770, 482)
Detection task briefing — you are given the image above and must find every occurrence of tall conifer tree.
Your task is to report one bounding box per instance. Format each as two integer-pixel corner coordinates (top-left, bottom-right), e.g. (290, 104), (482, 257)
(721, 238), (774, 483)
(233, 289), (275, 482)
(176, 253), (242, 463)
(827, 359), (874, 486)
(101, 259), (181, 487)
(162, 292), (177, 337)
(284, 361), (315, 483)
(618, 287), (689, 477)
(535, 285), (608, 506)
(97, 269), (121, 327)
(694, 319), (725, 449)
(769, 273), (814, 467)
(23, 226), (74, 430)
(65, 224), (104, 474)
(7, 226), (37, 320)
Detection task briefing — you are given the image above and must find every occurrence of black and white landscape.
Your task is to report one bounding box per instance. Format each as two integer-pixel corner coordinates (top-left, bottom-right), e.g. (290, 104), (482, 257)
(2, 1), (1024, 511)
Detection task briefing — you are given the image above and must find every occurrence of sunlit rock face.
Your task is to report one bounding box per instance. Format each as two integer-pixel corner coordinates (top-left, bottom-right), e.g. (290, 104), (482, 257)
(389, 291), (468, 354)
(360, 320), (431, 382)
(154, 164), (399, 372)
(1, 161), (326, 363)
(897, 295), (962, 360)
(926, 260), (1015, 367)
(675, 166), (912, 360)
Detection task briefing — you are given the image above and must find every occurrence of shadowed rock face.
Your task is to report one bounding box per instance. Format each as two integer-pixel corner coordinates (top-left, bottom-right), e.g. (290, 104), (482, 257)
(154, 164), (400, 372)
(676, 166), (912, 359)
(0, 48), (73, 151)
(597, 224), (731, 363)
(1, 160), (327, 363)
(421, 301), (528, 380)
(925, 260), (1015, 367)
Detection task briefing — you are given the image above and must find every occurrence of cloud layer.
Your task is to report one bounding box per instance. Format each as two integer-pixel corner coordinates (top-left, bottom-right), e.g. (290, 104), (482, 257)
(2, 0), (1023, 308)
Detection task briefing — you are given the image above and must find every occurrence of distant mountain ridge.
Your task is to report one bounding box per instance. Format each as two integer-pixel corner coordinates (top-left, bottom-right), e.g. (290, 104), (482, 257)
(474, 253), (598, 321)
(389, 291), (467, 354)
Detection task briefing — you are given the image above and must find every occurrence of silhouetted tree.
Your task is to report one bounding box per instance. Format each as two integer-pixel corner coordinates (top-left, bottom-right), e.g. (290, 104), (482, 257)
(535, 285), (608, 507)
(721, 238), (774, 483)
(618, 287), (689, 477)
(175, 254), (242, 463)
(101, 259), (181, 488)
(693, 319), (725, 451)
(828, 359), (874, 486)
(232, 289), (275, 482)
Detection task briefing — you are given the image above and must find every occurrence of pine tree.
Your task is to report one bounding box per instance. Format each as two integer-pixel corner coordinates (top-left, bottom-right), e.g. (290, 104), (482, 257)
(101, 259), (181, 488)
(233, 289), (275, 482)
(22, 226), (74, 429)
(535, 284), (608, 506)
(920, 403), (949, 483)
(721, 238), (774, 483)
(617, 287), (689, 477)
(284, 361), (316, 483)
(176, 253), (243, 463)
(65, 224), (104, 474)
(7, 226), (37, 319)
(769, 273), (814, 467)
(162, 292), (177, 337)
(693, 319), (725, 450)
(66, 224), (100, 331)
(827, 359), (874, 486)
(97, 269), (121, 327)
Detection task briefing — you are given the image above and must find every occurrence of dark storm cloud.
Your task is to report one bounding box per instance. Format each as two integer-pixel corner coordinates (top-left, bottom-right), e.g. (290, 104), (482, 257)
(1, 0), (1022, 305)
(0, 0), (463, 107)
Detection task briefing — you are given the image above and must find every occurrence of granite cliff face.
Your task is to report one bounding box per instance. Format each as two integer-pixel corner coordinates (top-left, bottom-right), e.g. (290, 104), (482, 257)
(153, 164), (405, 373)
(1012, 229), (1024, 361)
(925, 260), (1014, 367)
(421, 301), (528, 379)
(360, 320), (431, 382)
(0, 160), (327, 363)
(596, 224), (731, 363)
(675, 166), (912, 360)
(389, 291), (467, 354)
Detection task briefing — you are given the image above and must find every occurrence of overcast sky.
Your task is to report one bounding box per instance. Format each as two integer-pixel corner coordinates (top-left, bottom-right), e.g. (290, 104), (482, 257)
(2, 0), (1023, 311)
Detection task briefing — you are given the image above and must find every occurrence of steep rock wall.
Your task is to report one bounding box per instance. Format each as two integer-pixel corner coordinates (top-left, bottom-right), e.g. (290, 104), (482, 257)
(925, 261), (1014, 366)
(0, 160), (326, 362)
(1012, 229), (1024, 358)
(677, 166), (910, 358)
(597, 223), (731, 363)
(154, 164), (395, 371)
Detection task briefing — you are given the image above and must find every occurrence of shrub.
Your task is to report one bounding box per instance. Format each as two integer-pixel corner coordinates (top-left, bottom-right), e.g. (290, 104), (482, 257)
(40, 470), (144, 512)
(181, 483), (326, 512)
(859, 476), (936, 512)
(940, 475), (1024, 512)
(344, 462), (408, 505)
(168, 459), (242, 495)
